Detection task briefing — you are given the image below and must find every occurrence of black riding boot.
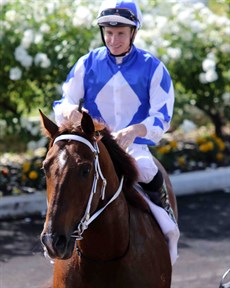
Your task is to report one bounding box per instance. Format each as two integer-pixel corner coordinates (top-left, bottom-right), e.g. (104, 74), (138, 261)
(140, 170), (177, 223)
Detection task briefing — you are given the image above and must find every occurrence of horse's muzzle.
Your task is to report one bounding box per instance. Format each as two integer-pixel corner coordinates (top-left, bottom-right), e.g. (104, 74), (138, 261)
(41, 231), (75, 260)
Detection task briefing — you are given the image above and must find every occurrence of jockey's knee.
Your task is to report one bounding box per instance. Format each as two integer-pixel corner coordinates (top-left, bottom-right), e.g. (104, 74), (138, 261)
(139, 170), (163, 191)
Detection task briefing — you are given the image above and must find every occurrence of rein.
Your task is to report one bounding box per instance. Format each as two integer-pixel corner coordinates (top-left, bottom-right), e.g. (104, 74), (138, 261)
(53, 134), (124, 241)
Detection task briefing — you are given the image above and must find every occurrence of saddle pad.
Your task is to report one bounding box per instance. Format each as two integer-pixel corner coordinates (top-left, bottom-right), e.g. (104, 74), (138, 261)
(134, 184), (180, 265)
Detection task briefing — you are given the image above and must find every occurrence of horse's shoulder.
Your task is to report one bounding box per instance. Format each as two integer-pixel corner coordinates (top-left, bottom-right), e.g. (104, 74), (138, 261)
(124, 186), (150, 214)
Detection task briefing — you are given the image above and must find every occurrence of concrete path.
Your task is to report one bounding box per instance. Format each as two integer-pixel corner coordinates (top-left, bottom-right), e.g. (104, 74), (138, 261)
(0, 190), (230, 288)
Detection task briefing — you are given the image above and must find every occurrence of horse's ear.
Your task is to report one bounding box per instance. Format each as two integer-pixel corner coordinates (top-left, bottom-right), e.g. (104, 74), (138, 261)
(39, 109), (59, 139)
(81, 111), (95, 136)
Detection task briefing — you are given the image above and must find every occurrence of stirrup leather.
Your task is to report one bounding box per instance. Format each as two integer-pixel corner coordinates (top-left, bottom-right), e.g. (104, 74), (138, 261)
(159, 184), (177, 224)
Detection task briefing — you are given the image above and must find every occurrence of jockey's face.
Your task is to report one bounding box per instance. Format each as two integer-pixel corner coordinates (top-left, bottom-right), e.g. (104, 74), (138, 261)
(104, 26), (133, 56)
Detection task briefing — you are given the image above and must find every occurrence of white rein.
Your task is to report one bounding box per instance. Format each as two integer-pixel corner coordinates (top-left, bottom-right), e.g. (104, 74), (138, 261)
(53, 134), (124, 240)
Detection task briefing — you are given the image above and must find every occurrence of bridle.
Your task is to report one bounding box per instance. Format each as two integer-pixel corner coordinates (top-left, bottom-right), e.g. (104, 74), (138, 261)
(53, 134), (124, 241)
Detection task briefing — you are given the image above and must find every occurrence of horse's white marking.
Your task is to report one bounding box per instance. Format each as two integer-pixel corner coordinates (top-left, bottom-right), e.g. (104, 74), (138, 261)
(58, 149), (67, 169)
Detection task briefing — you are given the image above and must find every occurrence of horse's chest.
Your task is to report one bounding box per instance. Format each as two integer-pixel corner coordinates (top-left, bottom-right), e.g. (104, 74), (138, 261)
(54, 258), (170, 288)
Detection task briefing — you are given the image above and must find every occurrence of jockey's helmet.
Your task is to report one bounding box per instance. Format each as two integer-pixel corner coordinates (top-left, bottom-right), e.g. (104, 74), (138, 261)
(97, 0), (142, 30)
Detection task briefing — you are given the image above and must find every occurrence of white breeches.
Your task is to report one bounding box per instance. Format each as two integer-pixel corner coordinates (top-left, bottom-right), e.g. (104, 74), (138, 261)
(126, 144), (158, 183)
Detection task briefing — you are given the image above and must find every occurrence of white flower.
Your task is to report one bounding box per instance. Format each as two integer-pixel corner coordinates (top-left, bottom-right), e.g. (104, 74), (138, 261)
(9, 67), (22, 81)
(20, 118), (29, 129)
(72, 6), (93, 27)
(207, 52), (216, 60)
(0, 0), (8, 6)
(27, 141), (37, 151)
(45, 2), (57, 14)
(15, 46), (27, 61)
(177, 8), (194, 26)
(161, 54), (169, 64)
(22, 55), (33, 68)
(170, 24), (180, 35)
(34, 146), (47, 157)
(209, 30), (222, 44)
(5, 10), (17, 22)
(14, 46), (33, 68)
(30, 126), (40, 136)
(199, 70), (218, 84)
(220, 43), (230, 54)
(199, 72), (208, 84)
(222, 92), (230, 106)
(193, 2), (205, 11)
(202, 58), (216, 72)
(21, 29), (35, 49)
(180, 120), (196, 134)
(190, 20), (203, 33)
(215, 16), (229, 28)
(206, 13), (217, 26)
(34, 33), (43, 44)
(162, 40), (171, 48)
(181, 31), (193, 42)
(223, 25), (230, 37)
(37, 138), (48, 149)
(171, 3), (183, 16)
(167, 47), (181, 60)
(155, 16), (168, 31)
(34, 53), (51, 68)
(205, 70), (218, 82)
(54, 45), (62, 52)
(40, 23), (50, 33)
(142, 14), (155, 29)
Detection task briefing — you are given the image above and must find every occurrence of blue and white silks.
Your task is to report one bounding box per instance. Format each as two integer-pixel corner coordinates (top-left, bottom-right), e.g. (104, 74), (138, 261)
(53, 45), (174, 147)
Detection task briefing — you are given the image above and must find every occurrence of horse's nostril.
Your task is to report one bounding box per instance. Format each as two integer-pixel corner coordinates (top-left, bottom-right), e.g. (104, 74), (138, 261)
(40, 232), (72, 259)
(53, 234), (67, 252)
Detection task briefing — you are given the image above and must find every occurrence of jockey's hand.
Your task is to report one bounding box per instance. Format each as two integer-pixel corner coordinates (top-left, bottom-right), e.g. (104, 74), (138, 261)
(113, 124), (147, 150)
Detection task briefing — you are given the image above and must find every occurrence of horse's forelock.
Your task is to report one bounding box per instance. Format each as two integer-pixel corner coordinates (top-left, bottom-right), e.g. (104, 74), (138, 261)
(57, 119), (106, 136)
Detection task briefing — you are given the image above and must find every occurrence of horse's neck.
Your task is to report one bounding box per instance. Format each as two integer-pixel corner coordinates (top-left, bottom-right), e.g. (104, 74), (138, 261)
(77, 193), (129, 261)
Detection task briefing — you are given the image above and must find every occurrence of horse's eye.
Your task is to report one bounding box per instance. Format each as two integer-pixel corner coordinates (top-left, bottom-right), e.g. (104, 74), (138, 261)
(79, 163), (92, 178)
(42, 160), (49, 175)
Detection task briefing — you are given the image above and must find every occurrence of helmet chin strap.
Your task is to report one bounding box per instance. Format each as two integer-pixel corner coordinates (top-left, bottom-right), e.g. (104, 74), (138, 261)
(99, 26), (136, 57)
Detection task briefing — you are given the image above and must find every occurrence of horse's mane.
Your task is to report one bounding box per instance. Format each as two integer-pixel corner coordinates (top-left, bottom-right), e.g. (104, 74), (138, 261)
(58, 119), (149, 212)
(101, 129), (139, 188)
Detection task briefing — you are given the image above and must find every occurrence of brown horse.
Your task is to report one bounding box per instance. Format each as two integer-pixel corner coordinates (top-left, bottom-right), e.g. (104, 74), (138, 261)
(40, 110), (177, 288)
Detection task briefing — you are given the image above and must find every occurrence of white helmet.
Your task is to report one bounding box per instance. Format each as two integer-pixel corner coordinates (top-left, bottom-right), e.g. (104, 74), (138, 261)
(97, 0), (142, 29)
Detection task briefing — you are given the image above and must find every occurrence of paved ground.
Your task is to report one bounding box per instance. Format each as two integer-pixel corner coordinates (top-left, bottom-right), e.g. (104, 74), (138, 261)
(0, 190), (230, 288)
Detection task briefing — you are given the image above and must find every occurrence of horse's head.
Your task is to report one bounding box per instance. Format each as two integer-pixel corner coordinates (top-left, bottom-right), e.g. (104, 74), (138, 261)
(39, 110), (115, 260)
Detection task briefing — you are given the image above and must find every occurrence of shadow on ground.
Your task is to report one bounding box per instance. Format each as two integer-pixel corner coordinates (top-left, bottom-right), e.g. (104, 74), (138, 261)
(177, 190), (230, 242)
(1, 190), (229, 262)
(0, 217), (44, 262)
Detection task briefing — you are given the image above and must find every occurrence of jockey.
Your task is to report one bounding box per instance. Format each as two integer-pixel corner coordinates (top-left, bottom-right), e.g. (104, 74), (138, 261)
(53, 0), (176, 222)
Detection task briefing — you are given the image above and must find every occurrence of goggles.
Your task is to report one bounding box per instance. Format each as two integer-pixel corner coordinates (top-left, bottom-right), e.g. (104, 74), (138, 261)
(99, 8), (139, 23)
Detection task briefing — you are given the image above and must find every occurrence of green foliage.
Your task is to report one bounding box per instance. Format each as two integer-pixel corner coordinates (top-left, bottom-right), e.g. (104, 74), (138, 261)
(151, 132), (228, 173)
(137, 0), (230, 135)
(1, 0), (229, 137)
(0, 148), (47, 196)
(0, 0), (98, 122)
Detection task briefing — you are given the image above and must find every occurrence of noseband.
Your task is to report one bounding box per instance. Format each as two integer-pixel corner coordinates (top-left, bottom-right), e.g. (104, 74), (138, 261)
(53, 134), (124, 240)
